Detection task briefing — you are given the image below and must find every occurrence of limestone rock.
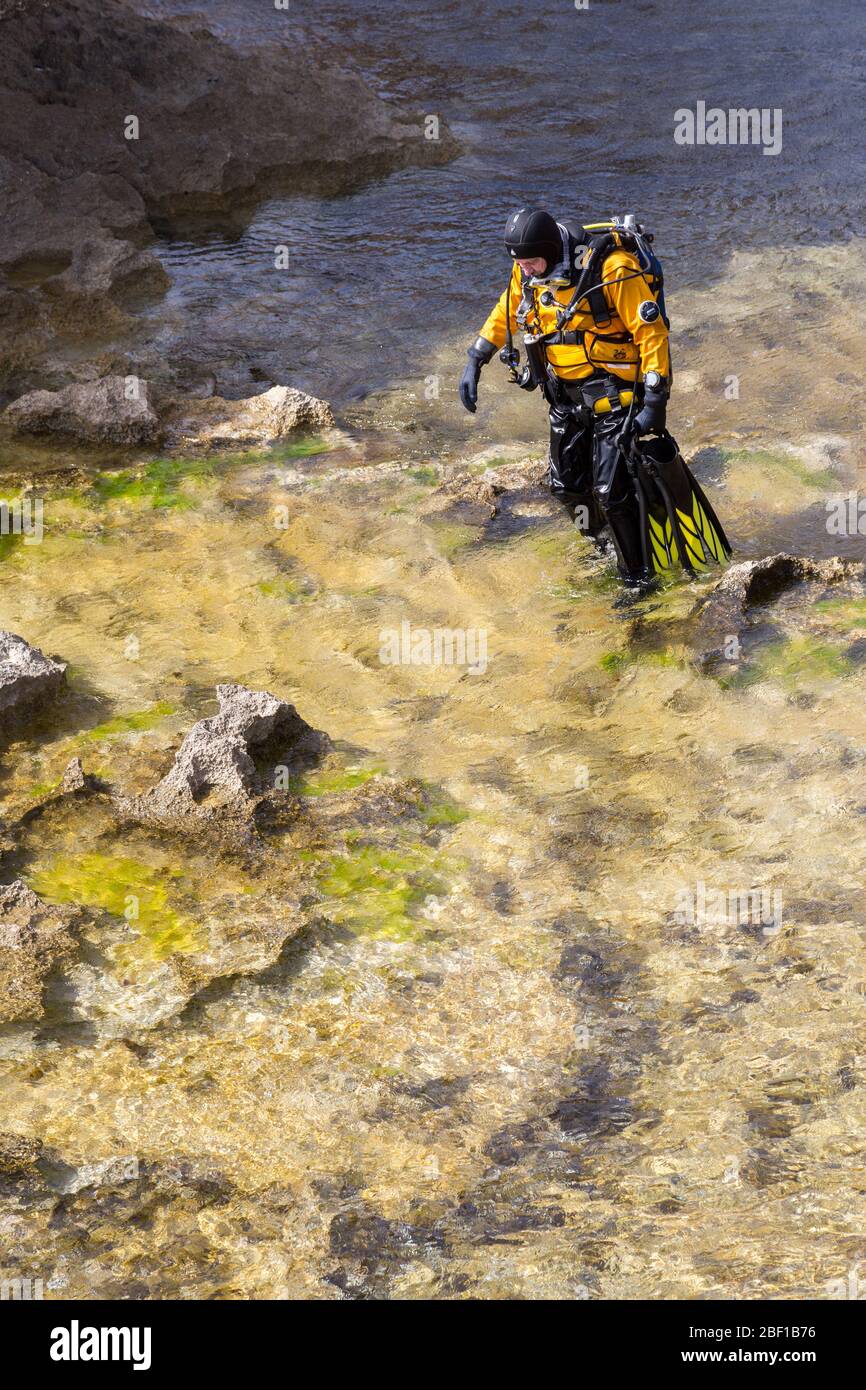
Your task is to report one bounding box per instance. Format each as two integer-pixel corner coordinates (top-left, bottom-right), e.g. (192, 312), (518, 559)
(0, 632), (66, 716)
(167, 385), (335, 447)
(122, 683), (328, 827)
(0, 1131), (44, 1178)
(0, 880), (82, 1024)
(4, 376), (160, 446)
(60, 757), (87, 794)
(0, 0), (458, 382)
(695, 554), (864, 668)
(713, 554), (860, 610)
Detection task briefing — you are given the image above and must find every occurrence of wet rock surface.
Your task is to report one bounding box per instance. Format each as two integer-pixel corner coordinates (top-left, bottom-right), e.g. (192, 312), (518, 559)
(0, 1130), (45, 1178)
(119, 683), (329, 830)
(712, 553), (860, 611)
(419, 455), (553, 532)
(59, 757), (88, 795)
(694, 553), (865, 667)
(164, 385), (335, 448)
(0, 0), (457, 388)
(0, 880), (82, 1024)
(0, 631), (66, 718)
(4, 375), (161, 445)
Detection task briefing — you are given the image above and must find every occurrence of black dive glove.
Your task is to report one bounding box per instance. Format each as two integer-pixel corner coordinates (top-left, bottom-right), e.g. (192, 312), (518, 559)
(633, 381), (668, 436)
(459, 337), (496, 413)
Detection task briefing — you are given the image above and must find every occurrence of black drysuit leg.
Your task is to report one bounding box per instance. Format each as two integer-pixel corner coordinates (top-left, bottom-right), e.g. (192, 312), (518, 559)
(589, 406), (646, 585)
(547, 399), (645, 582)
(546, 402), (606, 538)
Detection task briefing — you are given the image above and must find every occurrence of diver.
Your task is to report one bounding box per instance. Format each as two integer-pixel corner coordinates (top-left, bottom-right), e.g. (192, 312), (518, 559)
(458, 207), (730, 587)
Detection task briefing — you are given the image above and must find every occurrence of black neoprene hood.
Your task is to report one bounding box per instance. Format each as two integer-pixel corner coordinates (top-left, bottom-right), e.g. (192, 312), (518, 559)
(504, 207), (561, 270)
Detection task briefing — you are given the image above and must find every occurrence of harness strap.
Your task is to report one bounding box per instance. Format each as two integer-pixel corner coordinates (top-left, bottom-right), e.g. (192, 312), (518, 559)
(546, 328), (633, 347)
(586, 283), (611, 328)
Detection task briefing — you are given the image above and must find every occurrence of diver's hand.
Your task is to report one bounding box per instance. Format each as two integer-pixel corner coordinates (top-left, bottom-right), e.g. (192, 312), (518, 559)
(460, 354), (482, 413)
(633, 387), (667, 436)
(459, 337), (496, 414)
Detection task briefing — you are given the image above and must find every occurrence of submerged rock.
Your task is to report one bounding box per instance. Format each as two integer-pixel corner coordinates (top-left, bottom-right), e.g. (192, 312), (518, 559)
(695, 553), (864, 668)
(166, 385), (335, 447)
(0, 880), (82, 1024)
(0, 0), (458, 383)
(4, 376), (160, 446)
(0, 631), (66, 717)
(121, 683), (328, 828)
(0, 1131), (44, 1179)
(422, 456), (551, 528)
(712, 554), (860, 610)
(57, 885), (307, 1037)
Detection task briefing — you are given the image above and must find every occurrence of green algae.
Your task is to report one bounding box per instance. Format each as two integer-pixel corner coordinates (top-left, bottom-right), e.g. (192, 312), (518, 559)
(600, 645), (683, 675)
(813, 594), (866, 632)
(600, 650), (629, 673)
(407, 466), (438, 486)
(25, 777), (62, 800)
(310, 840), (450, 941)
(723, 446), (836, 491)
(524, 530), (578, 561)
(82, 702), (175, 743)
(0, 530), (27, 562)
(268, 436), (332, 461)
(725, 635), (851, 690)
(255, 577), (313, 603)
(289, 765), (383, 797)
(417, 785), (469, 828)
(429, 521), (479, 558)
(291, 765), (467, 825)
(66, 456), (221, 511)
(27, 851), (200, 958)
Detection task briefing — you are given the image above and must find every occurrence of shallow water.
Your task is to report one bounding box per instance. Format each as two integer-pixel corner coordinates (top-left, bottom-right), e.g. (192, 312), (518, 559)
(2, 1), (866, 1302)
(1, 405), (866, 1298)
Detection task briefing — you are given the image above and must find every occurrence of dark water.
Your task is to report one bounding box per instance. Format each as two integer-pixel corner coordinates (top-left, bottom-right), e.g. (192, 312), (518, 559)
(140, 0), (864, 403)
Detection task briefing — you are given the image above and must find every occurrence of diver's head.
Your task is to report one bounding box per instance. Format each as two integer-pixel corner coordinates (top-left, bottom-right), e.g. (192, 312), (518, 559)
(504, 206), (560, 276)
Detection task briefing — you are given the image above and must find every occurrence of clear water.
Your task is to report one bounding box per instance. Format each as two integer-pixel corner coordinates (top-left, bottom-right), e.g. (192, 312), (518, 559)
(2, 1), (865, 1301)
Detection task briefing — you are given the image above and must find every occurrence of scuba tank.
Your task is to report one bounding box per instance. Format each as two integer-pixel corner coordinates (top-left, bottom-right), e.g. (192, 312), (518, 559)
(609, 215), (668, 329)
(522, 334), (554, 394)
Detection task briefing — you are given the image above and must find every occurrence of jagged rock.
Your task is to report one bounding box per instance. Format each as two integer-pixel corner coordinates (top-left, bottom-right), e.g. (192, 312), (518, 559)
(56, 875), (308, 1035)
(172, 894), (305, 996)
(0, 880), (82, 1024)
(166, 385), (335, 447)
(0, 1131), (44, 1178)
(121, 683), (328, 827)
(0, 631), (66, 716)
(4, 376), (160, 445)
(695, 554), (864, 668)
(422, 457), (551, 527)
(0, 158), (168, 377)
(60, 757), (87, 794)
(713, 554), (860, 610)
